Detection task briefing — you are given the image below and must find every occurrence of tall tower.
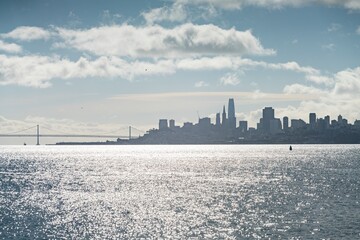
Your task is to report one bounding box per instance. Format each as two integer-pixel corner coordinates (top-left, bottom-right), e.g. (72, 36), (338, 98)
(228, 98), (236, 129)
(283, 116), (289, 131)
(262, 107), (275, 132)
(309, 113), (316, 129)
(222, 105), (227, 126)
(216, 113), (221, 126)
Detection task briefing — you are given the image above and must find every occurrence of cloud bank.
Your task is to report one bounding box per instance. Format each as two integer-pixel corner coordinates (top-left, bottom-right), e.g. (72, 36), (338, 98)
(55, 23), (275, 58)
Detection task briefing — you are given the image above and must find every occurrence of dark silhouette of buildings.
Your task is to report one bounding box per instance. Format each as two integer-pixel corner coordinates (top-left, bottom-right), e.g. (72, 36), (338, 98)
(56, 98), (360, 145)
(137, 98), (360, 144)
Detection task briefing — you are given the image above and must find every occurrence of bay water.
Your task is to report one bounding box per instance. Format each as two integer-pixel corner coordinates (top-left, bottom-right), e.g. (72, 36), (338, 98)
(1, 145), (359, 239)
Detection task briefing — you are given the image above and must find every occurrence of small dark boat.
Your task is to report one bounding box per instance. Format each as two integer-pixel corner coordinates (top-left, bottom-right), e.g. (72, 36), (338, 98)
(24, 143), (27, 146)
(289, 145), (292, 151)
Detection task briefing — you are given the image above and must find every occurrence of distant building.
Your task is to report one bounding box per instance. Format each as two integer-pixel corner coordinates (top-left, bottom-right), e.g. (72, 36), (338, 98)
(316, 118), (326, 131)
(354, 120), (360, 128)
(331, 119), (338, 127)
(283, 116), (289, 131)
(309, 113), (316, 129)
(198, 117), (211, 131)
(262, 107), (275, 133)
(239, 121), (248, 133)
(169, 119), (175, 129)
(291, 119), (306, 129)
(222, 105), (227, 126)
(216, 113), (221, 126)
(183, 122), (193, 129)
(269, 118), (282, 134)
(324, 115), (330, 128)
(338, 115), (343, 123)
(159, 119), (168, 130)
(228, 98), (236, 129)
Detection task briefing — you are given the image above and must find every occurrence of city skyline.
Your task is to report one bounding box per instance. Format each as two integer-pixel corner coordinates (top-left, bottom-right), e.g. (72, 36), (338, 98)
(155, 98), (357, 131)
(1, 0), (360, 144)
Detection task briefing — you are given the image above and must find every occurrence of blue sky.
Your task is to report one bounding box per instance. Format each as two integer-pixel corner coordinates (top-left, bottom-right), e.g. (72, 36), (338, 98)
(1, 0), (360, 144)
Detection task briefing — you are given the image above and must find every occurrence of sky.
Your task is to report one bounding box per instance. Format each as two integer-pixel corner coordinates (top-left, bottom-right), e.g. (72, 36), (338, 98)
(0, 0), (360, 144)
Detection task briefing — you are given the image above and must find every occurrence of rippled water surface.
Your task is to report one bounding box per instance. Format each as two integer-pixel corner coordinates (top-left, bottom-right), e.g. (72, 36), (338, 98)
(1, 145), (359, 239)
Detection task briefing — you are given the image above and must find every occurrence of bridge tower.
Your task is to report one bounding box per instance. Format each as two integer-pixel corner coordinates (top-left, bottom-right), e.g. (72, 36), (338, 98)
(36, 125), (40, 145)
(129, 126), (131, 140)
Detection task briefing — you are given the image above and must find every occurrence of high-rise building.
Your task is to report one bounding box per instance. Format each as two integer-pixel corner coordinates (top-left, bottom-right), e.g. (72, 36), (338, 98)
(159, 119), (168, 130)
(324, 115), (330, 128)
(338, 115), (343, 124)
(283, 116), (289, 131)
(262, 107), (275, 132)
(291, 119), (306, 129)
(309, 113), (316, 129)
(270, 119), (282, 134)
(228, 98), (236, 129)
(239, 121), (248, 133)
(216, 113), (221, 126)
(169, 119), (175, 128)
(222, 105), (227, 126)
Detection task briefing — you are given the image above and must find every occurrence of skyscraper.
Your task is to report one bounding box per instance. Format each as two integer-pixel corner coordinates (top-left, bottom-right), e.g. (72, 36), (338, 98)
(283, 116), (289, 131)
(262, 107), (275, 132)
(159, 119), (168, 130)
(222, 105), (227, 126)
(216, 113), (221, 126)
(228, 98), (236, 129)
(239, 121), (248, 133)
(169, 119), (175, 128)
(309, 113), (316, 129)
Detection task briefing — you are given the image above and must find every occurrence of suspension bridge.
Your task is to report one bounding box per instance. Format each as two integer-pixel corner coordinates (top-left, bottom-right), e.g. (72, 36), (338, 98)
(0, 125), (146, 145)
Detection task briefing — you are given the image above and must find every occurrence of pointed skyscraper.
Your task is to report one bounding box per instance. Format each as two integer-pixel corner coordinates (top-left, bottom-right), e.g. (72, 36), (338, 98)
(222, 105), (227, 126)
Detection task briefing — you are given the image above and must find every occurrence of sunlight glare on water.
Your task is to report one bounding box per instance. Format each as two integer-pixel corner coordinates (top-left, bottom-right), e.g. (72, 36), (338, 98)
(0, 145), (359, 239)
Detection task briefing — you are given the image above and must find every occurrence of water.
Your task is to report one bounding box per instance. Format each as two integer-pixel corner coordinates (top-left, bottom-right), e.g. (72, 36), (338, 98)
(0, 145), (359, 239)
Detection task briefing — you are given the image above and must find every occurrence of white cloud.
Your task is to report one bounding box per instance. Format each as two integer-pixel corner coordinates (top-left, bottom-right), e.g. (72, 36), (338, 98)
(333, 66), (360, 95)
(220, 72), (240, 86)
(194, 81), (209, 87)
(306, 75), (334, 86)
(357, 26), (360, 34)
(142, 3), (187, 24)
(0, 40), (22, 53)
(174, 0), (360, 10)
(0, 53), (324, 88)
(1, 26), (51, 41)
(283, 83), (327, 95)
(55, 23), (275, 58)
(328, 23), (342, 32)
(0, 54), (176, 88)
(267, 61), (319, 75)
(177, 57), (319, 76)
(278, 66), (360, 126)
(322, 43), (335, 51)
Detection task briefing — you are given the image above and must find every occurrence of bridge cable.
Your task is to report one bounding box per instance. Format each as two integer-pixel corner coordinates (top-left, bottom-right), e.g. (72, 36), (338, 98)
(1, 125), (37, 135)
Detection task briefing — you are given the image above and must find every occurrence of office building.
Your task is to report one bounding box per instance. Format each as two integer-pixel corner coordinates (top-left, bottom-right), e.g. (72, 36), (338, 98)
(216, 113), (221, 126)
(309, 113), (316, 129)
(291, 119), (306, 129)
(228, 98), (236, 129)
(262, 107), (275, 132)
(159, 119), (168, 130)
(283, 116), (289, 131)
(239, 121), (248, 133)
(169, 119), (175, 129)
(222, 105), (227, 126)
(270, 118), (282, 134)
